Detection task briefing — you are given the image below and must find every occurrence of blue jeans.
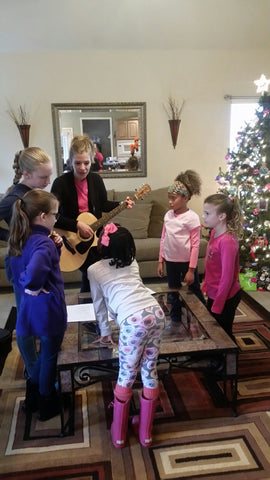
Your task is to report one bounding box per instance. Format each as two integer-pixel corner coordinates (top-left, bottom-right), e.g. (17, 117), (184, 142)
(30, 334), (64, 397)
(17, 335), (38, 378)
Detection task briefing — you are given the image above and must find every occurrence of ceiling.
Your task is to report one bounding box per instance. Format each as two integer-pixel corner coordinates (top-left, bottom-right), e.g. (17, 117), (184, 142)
(1, 0), (270, 52)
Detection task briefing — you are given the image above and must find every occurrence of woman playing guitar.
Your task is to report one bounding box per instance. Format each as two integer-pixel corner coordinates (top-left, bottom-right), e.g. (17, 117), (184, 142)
(51, 134), (133, 292)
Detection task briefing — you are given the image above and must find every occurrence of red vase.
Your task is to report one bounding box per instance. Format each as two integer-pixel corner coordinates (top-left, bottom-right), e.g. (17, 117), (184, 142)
(168, 119), (181, 149)
(17, 124), (30, 148)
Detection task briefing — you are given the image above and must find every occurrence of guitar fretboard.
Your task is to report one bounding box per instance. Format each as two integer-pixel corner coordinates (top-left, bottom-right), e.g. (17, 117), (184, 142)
(91, 200), (128, 232)
(91, 187), (150, 232)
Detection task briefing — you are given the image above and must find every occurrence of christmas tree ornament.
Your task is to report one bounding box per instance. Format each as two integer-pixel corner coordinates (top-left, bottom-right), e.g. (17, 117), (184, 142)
(259, 167), (268, 174)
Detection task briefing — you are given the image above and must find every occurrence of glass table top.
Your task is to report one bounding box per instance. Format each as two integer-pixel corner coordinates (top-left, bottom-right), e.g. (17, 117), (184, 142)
(78, 292), (209, 352)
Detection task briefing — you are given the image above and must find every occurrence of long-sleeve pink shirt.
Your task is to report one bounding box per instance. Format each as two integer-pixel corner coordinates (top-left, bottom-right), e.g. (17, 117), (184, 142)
(159, 208), (201, 268)
(202, 230), (241, 314)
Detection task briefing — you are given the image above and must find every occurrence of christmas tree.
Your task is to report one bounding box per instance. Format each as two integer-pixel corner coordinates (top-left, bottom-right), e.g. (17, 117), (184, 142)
(216, 77), (270, 290)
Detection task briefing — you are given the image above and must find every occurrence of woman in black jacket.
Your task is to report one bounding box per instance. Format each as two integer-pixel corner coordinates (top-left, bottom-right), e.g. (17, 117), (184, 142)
(51, 134), (133, 292)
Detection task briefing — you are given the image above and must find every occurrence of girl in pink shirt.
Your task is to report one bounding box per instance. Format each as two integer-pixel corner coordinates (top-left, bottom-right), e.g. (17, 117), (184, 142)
(202, 194), (243, 341)
(158, 170), (205, 324)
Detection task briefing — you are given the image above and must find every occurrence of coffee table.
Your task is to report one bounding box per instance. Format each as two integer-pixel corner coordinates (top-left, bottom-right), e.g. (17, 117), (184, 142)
(57, 287), (238, 436)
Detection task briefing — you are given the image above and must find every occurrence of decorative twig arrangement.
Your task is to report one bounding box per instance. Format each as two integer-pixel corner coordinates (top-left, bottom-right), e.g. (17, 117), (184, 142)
(7, 102), (31, 148)
(164, 96), (185, 120)
(164, 96), (185, 148)
(6, 102), (29, 126)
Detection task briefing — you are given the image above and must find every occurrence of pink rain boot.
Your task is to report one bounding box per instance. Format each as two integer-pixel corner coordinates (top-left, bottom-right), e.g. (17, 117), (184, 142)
(110, 396), (131, 449)
(134, 395), (158, 447)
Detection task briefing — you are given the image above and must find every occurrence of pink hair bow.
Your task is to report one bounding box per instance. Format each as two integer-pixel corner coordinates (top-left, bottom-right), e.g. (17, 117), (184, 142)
(101, 223), (118, 246)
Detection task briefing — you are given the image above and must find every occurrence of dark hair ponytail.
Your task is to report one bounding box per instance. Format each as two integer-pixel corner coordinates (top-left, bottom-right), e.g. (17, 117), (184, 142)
(98, 225), (136, 268)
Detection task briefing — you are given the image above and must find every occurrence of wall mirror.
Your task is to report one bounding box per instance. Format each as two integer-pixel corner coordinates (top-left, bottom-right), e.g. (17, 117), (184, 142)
(51, 102), (147, 178)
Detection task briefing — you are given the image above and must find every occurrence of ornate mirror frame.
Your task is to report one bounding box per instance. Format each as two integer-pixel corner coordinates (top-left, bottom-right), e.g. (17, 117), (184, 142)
(51, 102), (147, 178)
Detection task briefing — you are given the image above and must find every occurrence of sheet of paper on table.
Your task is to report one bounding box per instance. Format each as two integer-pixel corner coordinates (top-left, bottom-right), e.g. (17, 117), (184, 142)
(67, 303), (96, 323)
(67, 287), (157, 323)
(67, 303), (116, 323)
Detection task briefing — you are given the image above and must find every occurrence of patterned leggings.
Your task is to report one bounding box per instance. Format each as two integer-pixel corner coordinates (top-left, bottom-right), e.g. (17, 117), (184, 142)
(117, 305), (165, 389)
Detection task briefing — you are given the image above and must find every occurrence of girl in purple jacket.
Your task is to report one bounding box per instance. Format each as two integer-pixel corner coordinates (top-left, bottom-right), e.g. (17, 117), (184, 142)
(8, 189), (67, 421)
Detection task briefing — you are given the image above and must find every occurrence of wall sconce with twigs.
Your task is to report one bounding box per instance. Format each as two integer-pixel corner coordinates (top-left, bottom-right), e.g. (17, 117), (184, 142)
(7, 103), (31, 148)
(164, 96), (185, 148)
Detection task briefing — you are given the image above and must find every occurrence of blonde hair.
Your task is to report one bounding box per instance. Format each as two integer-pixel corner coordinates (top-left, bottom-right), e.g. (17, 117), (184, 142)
(175, 170), (202, 198)
(69, 135), (94, 162)
(204, 193), (243, 239)
(8, 189), (57, 257)
(3, 147), (52, 196)
(12, 147), (52, 185)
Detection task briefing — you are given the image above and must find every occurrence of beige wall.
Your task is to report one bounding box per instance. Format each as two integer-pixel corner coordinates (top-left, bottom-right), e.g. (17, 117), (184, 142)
(0, 48), (269, 219)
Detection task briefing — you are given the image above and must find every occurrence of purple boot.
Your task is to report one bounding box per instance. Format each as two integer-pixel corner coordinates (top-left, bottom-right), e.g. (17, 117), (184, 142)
(111, 396), (131, 449)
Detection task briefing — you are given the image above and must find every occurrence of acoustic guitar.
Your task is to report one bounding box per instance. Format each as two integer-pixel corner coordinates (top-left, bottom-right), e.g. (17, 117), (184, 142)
(56, 184), (151, 272)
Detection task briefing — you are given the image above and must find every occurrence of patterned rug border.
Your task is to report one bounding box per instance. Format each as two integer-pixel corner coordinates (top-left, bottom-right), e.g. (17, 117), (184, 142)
(143, 411), (270, 480)
(233, 300), (265, 323)
(0, 461), (113, 480)
(5, 390), (89, 455)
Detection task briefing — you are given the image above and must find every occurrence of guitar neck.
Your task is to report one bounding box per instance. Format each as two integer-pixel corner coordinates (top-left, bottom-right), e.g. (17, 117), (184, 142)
(90, 195), (135, 232)
(89, 184), (151, 233)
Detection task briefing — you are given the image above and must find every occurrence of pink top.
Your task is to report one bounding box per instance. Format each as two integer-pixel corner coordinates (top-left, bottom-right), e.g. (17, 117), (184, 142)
(202, 230), (241, 314)
(95, 152), (104, 169)
(159, 209), (201, 268)
(75, 178), (88, 213)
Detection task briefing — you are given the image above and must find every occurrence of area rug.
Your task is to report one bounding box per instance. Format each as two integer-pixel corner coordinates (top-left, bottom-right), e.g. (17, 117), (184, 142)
(1, 299), (270, 480)
(142, 411), (270, 480)
(1, 462), (113, 480)
(5, 390), (89, 454)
